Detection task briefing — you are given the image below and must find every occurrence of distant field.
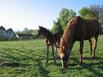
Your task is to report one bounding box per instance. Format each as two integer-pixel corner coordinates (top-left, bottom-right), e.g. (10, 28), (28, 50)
(0, 35), (103, 77)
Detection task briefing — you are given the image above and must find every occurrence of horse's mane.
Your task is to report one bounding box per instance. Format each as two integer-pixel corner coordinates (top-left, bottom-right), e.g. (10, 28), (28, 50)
(61, 16), (79, 48)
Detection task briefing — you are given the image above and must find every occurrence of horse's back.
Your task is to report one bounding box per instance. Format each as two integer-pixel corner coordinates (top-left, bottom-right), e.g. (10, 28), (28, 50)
(74, 17), (100, 40)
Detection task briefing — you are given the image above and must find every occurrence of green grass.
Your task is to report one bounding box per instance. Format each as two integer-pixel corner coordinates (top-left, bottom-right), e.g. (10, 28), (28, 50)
(0, 35), (103, 77)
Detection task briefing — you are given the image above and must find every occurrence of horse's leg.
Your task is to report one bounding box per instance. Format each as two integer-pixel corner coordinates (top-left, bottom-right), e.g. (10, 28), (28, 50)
(79, 40), (84, 64)
(89, 39), (92, 55)
(46, 40), (49, 65)
(52, 45), (56, 64)
(92, 37), (98, 59)
(54, 43), (59, 59)
(90, 36), (97, 59)
(55, 43), (59, 56)
(93, 38), (98, 58)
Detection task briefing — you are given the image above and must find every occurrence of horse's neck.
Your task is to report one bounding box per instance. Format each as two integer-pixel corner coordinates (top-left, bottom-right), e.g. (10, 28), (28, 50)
(42, 31), (51, 39)
(63, 28), (75, 50)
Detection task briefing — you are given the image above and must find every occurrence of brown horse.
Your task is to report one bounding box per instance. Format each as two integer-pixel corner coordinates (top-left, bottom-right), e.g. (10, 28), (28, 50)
(38, 26), (60, 64)
(58, 16), (100, 68)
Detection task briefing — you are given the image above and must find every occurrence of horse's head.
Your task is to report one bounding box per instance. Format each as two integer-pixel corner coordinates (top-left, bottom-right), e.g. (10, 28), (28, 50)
(57, 38), (69, 68)
(38, 26), (42, 37)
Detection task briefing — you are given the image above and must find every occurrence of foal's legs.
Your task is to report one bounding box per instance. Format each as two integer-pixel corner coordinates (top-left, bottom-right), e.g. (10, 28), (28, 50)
(46, 40), (49, 65)
(52, 45), (56, 64)
(55, 43), (59, 57)
(79, 40), (84, 64)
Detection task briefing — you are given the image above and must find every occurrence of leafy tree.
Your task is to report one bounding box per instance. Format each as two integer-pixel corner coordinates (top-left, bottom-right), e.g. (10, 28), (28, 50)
(59, 8), (70, 29)
(79, 7), (95, 19)
(22, 28), (36, 35)
(68, 9), (76, 21)
(52, 8), (76, 35)
(89, 5), (103, 25)
(16, 27), (37, 36)
(22, 28), (29, 34)
(52, 19), (63, 35)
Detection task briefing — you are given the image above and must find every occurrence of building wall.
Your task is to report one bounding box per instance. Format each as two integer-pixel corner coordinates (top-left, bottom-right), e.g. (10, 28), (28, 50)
(0, 29), (8, 38)
(7, 31), (15, 39)
(0, 28), (16, 40)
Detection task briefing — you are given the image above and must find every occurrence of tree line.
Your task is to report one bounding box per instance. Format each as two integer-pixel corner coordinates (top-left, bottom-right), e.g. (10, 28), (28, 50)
(16, 4), (103, 38)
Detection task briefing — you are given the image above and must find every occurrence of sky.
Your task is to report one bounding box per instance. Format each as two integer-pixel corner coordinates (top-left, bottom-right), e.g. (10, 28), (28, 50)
(0, 0), (103, 31)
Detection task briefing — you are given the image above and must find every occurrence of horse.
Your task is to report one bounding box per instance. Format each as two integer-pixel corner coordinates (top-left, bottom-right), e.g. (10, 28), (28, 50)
(58, 16), (100, 68)
(38, 26), (60, 64)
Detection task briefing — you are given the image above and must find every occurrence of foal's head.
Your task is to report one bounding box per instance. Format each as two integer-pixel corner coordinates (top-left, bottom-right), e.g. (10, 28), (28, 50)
(38, 26), (43, 37)
(38, 26), (53, 39)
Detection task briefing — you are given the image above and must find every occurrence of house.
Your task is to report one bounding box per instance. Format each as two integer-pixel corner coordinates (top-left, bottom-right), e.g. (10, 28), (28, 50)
(7, 28), (16, 39)
(0, 26), (8, 39)
(0, 26), (16, 40)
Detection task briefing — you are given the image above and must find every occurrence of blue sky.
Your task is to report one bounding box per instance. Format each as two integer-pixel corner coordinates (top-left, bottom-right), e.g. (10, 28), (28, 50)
(0, 0), (103, 31)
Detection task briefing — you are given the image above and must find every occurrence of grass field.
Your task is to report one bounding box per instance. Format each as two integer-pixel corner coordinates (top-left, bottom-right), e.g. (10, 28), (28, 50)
(0, 35), (103, 77)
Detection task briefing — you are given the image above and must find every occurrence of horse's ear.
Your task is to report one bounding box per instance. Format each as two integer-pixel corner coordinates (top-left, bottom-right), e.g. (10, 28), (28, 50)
(39, 26), (42, 28)
(39, 26), (41, 28)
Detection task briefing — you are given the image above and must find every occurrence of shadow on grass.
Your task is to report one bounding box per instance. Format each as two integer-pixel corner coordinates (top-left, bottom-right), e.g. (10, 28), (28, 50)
(34, 59), (49, 77)
(67, 56), (103, 77)
(0, 48), (46, 62)
(0, 50), (21, 61)
(0, 49), (49, 77)
(1, 62), (29, 67)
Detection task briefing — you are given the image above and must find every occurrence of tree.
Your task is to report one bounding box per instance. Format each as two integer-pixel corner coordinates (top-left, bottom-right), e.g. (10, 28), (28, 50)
(52, 19), (63, 35)
(90, 5), (103, 25)
(22, 28), (35, 35)
(52, 8), (76, 35)
(59, 8), (70, 29)
(79, 7), (95, 19)
(16, 27), (37, 36)
(68, 9), (76, 21)
(23, 28), (29, 34)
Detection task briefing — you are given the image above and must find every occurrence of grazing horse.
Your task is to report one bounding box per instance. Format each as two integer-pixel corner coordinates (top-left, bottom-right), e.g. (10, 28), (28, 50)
(38, 26), (60, 64)
(58, 16), (100, 68)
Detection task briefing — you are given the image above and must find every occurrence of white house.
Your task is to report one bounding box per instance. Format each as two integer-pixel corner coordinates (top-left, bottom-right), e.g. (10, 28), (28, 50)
(0, 26), (16, 40)
(0, 26), (8, 39)
(7, 28), (16, 39)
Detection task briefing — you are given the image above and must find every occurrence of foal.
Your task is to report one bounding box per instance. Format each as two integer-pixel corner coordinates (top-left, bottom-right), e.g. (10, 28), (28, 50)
(38, 26), (60, 64)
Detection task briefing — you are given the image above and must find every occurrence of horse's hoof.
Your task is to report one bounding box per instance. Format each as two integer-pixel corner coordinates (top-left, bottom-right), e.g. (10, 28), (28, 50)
(92, 56), (95, 60)
(90, 56), (95, 60)
(60, 67), (67, 74)
(54, 62), (56, 65)
(79, 62), (83, 66)
(45, 61), (48, 67)
(90, 53), (92, 56)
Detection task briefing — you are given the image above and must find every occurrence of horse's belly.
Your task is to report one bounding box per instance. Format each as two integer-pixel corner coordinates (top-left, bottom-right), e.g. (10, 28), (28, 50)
(74, 33), (96, 41)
